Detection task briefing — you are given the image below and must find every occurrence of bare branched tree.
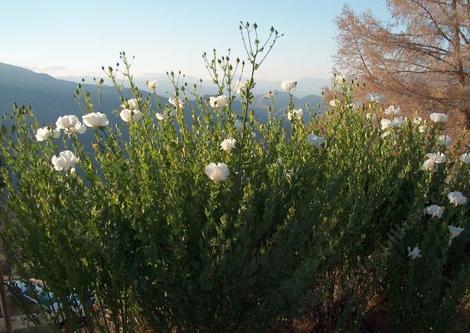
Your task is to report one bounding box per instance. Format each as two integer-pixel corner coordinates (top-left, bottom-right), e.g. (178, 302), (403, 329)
(335, 0), (470, 127)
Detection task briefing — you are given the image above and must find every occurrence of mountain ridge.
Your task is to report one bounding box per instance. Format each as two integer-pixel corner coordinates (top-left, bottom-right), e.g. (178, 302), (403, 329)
(0, 62), (324, 125)
(57, 73), (328, 98)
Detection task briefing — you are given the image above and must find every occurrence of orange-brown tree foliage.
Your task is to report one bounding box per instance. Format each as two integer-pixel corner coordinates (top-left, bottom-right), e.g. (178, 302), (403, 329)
(335, 0), (470, 128)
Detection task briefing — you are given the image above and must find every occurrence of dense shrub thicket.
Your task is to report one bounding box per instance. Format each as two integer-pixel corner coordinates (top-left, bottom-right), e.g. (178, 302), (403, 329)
(0, 23), (469, 332)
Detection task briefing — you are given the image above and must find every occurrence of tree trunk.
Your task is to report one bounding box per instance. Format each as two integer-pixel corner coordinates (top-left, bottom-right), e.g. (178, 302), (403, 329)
(463, 107), (470, 129)
(0, 262), (12, 333)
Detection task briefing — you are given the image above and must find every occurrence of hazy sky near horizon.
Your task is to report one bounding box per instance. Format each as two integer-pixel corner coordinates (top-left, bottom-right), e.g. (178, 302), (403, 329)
(1, 0), (390, 81)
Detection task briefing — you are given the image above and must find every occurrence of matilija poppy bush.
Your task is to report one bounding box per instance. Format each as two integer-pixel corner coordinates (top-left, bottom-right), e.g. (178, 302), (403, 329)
(1, 25), (469, 333)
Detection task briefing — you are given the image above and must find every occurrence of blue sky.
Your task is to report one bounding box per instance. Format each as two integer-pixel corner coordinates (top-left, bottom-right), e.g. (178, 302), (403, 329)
(0, 0), (390, 81)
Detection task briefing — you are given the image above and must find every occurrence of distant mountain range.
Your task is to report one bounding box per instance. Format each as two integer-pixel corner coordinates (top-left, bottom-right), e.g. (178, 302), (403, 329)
(0, 62), (127, 125)
(58, 74), (328, 98)
(0, 62), (324, 126)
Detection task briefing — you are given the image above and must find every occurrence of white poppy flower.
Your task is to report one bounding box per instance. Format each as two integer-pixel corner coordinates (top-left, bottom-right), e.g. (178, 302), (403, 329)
(209, 95), (229, 108)
(82, 112), (109, 128)
(421, 158), (435, 171)
(120, 109), (142, 123)
(35, 127), (60, 142)
(421, 152), (446, 171)
(71, 122), (86, 134)
(307, 134), (326, 148)
(120, 98), (139, 110)
(391, 116), (406, 128)
(438, 135), (452, 147)
(418, 125), (427, 133)
(424, 205), (444, 218)
(430, 112), (448, 123)
(280, 80), (297, 93)
(385, 105), (401, 115)
(447, 191), (468, 206)
(204, 162), (230, 182)
(128, 98), (139, 110)
(56, 115), (86, 134)
(51, 150), (78, 172)
(156, 112), (167, 121)
(448, 225), (464, 239)
(380, 119), (392, 130)
(168, 96), (184, 109)
(236, 80), (250, 95)
(427, 152), (446, 164)
(329, 99), (338, 107)
(407, 246), (422, 259)
(147, 80), (157, 92)
(220, 138), (236, 152)
(413, 116), (422, 125)
(287, 108), (303, 121)
(459, 152), (470, 164)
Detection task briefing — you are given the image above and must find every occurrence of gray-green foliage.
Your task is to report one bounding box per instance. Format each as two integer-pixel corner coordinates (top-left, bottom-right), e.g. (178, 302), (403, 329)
(0, 23), (469, 333)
